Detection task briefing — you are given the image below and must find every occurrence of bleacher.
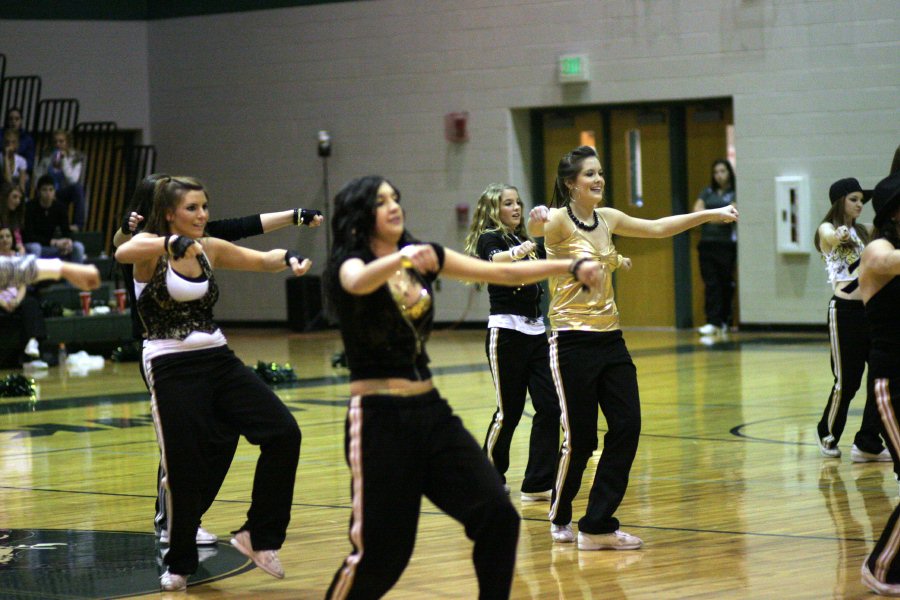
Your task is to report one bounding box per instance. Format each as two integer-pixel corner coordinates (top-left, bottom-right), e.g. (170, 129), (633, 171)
(0, 52), (155, 367)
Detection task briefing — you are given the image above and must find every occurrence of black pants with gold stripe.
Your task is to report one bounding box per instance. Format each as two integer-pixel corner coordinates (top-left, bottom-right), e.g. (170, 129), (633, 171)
(548, 330), (641, 535)
(146, 346), (301, 575)
(816, 297), (885, 454)
(327, 390), (519, 600)
(482, 327), (560, 493)
(140, 359), (239, 537)
(865, 373), (900, 585)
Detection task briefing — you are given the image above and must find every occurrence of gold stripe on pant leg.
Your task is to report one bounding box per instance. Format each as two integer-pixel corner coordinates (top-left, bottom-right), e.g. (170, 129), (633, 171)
(484, 327), (504, 464)
(874, 379), (900, 583)
(331, 395), (365, 600)
(144, 355), (174, 545)
(548, 331), (571, 523)
(824, 300), (842, 442)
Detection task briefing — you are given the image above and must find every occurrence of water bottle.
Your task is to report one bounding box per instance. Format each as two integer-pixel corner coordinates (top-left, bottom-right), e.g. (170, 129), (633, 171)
(57, 342), (67, 367)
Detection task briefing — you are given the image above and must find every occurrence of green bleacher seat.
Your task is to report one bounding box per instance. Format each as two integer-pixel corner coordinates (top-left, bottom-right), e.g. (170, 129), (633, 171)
(72, 231), (104, 257)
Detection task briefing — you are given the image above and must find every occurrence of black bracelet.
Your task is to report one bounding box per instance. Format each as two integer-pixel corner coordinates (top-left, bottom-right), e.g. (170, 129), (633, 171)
(284, 250), (304, 266)
(164, 234), (172, 254)
(569, 257), (589, 276)
(569, 257), (591, 292)
(293, 208), (300, 226)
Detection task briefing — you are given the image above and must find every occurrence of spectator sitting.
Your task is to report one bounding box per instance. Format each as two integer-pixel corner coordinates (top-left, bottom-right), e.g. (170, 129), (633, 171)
(0, 183), (27, 255)
(0, 107), (36, 177)
(23, 174), (85, 264)
(1, 130), (29, 194)
(0, 226), (47, 366)
(34, 129), (86, 231)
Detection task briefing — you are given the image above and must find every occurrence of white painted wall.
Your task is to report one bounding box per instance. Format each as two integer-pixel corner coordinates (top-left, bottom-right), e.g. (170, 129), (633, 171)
(0, 20), (151, 135)
(4, 1), (898, 323)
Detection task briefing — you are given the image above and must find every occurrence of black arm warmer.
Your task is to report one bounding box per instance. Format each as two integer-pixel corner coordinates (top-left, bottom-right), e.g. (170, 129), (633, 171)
(206, 215), (264, 242)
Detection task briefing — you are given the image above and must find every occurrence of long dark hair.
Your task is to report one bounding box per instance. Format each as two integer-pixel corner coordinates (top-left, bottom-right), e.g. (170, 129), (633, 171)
(324, 175), (414, 314)
(709, 159), (736, 193)
(142, 176), (207, 235)
(123, 173), (171, 231)
(0, 182), (25, 231)
(550, 145), (599, 208)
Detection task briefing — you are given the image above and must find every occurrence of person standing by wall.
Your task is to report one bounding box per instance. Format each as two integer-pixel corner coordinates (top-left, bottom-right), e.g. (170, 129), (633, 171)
(693, 159), (736, 336)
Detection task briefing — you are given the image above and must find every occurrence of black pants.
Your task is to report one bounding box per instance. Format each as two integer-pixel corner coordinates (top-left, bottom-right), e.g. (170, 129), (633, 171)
(816, 297), (885, 453)
(698, 240), (736, 327)
(865, 376), (900, 584)
(139, 360), (240, 535)
(548, 330), (640, 535)
(327, 390), (519, 600)
(482, 327), (560, 492)
(146, 346), (301, 575)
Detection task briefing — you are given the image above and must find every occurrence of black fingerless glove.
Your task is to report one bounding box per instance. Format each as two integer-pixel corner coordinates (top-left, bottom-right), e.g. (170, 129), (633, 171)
(120, 212), (135, 235)
(168, 235), (195, 260)
(284, 250), (305, 266)
(294, 208), (322, 226)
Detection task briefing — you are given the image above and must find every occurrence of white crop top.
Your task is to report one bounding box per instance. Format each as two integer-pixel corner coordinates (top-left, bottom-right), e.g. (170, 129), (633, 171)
(165, 262), (210, 302)
(823, 227), (863, 284)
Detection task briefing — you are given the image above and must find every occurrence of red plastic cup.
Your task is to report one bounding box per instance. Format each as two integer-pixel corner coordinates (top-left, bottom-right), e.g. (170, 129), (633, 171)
(114, 288), (127, 312)
(79, 291), (91, 316)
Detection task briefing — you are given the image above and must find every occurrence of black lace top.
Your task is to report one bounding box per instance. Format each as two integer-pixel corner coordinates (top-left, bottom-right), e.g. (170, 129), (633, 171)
(137, 254), (219, 341)
(334, 242), (445, 382)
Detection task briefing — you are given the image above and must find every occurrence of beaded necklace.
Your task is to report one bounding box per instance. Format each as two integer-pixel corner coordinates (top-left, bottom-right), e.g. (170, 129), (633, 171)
(566, 203), (599, 231)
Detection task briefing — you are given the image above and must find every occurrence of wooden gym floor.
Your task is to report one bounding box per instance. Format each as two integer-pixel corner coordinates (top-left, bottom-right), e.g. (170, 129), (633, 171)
(0, 328), (891, 599)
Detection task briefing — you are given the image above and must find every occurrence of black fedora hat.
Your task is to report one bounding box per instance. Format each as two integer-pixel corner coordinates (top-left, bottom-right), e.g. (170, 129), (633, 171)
(829, 177), (872, 204)
(872, 171), (900, 230)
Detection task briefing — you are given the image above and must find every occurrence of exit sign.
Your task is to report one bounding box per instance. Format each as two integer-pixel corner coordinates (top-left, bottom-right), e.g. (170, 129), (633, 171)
(558, 54), (589, 83)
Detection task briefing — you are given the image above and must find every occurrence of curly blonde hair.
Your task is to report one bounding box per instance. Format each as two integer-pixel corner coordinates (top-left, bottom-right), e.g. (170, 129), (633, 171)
(463, 183), (531, 256)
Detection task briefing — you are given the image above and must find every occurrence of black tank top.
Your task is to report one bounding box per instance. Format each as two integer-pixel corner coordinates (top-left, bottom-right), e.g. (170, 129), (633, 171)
(866, 275), (900, 378)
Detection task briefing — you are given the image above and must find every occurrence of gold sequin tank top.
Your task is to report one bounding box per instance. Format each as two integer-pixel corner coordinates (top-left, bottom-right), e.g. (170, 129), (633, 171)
(546, 210), (621, 332)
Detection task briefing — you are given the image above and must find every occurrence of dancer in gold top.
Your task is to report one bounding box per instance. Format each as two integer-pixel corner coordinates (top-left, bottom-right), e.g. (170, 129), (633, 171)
(528, 145), (737, 551)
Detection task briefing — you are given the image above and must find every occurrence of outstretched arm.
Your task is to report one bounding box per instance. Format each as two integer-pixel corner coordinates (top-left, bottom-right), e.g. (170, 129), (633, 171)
(603, 205), (738, 238)
(340, 244), (440, 296)
(213, 208), (324, 240)
(0, 255), (99, 290)
(114, 232), (169, 264)
(441, 247), (603, 289)
(205, 237), (312, 276)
